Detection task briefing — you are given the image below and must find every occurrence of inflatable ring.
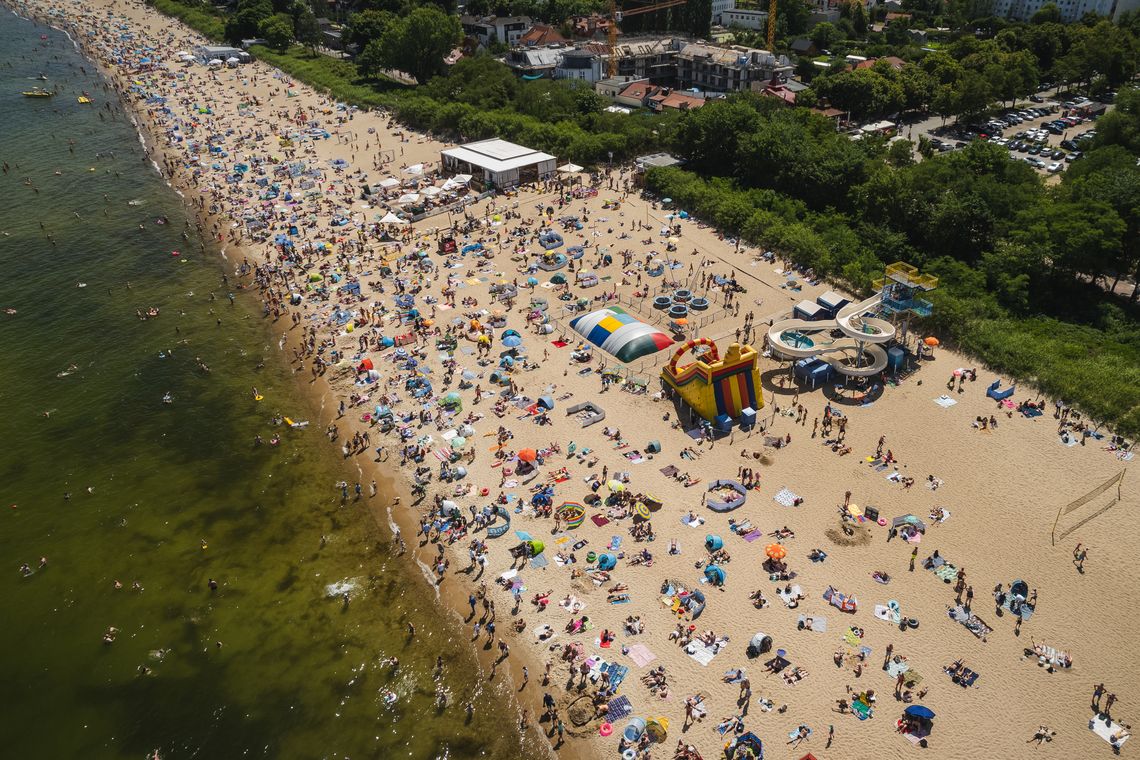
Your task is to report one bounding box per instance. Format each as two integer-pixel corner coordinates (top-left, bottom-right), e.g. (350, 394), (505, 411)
(907, 618), (919, 629)
(599, 722), (613, 737)
(254, 395), (264, 401)
(877, 517), (888, 526)
(587, 551), (597, 563)
(480, 487), (490, 497)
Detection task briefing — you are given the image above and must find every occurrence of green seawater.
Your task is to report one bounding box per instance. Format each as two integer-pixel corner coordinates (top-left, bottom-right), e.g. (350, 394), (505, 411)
(0, 9), (534, 758)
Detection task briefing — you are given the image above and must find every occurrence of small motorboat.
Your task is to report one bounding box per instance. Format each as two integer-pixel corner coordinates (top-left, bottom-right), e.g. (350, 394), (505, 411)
(22, 87), (53, 97)
(78, 95), (92, 104)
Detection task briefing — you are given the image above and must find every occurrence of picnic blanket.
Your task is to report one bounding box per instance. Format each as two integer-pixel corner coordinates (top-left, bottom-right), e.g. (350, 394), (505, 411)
(681, 515), (706, 528)
(886, 658), (911, 678)
(934, 395), (958, 408)
(773, 487), (800, 507)
(606, 695), (633, 720)
(874, 604), (901, 624)
(626, 643), (657, 668)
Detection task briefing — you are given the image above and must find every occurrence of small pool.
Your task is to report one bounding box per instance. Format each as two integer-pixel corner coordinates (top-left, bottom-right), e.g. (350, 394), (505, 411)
(781, 330), (814, 349)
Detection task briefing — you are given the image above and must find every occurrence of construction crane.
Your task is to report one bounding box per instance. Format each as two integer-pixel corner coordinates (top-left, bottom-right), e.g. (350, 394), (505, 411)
(766, 0), (777, 50)
(606, 0), (689, 77)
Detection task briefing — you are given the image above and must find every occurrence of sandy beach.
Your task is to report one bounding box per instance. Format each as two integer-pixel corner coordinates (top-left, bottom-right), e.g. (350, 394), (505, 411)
(17, 0), (1140, 757)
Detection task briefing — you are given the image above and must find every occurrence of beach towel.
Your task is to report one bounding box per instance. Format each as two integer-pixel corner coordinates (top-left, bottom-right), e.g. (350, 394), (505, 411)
(933, 395), (957, 408)
(843, 628), (863, 646)
(626, 643), (657, 668)
(874, 604), (901, 624)
(773, 488), (799, 507)
(777, 585), (804, 607)
(743, 530), (763, 543)
(1059, 434), (1080, 447)
(660, 465), (679, 477)
(609, 536), (622, 550)
(685, 644), (717, 667)
(530, 554), (549, 569)
(797, 614), (827, 632)
(886, 659), (911, 678)
(606, 695), (633, 720)
(1091, 714), (1130, 748)
(948, 605), (992, 639)
(681, 515), (705, 528)
(515, 531), (533, 541)
(851, 700), (873, 720)
(933, 564), (958, 582)
(551, 340), (568, 348)
(782, 666), (808, 685)
(591, 515), (610, 527)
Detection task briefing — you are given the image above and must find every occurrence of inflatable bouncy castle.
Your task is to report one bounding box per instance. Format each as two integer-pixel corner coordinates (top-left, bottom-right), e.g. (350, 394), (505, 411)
(661, 339), (763, 422)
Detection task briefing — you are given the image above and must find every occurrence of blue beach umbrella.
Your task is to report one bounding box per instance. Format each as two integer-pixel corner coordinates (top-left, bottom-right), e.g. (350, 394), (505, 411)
(502, 335), (522, 348)
(904, 705), (935, 720)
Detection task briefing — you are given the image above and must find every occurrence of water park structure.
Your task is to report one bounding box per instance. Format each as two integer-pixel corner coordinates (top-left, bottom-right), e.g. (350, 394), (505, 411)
(766, 262), (937, 379)
(661, 338), (763, 423)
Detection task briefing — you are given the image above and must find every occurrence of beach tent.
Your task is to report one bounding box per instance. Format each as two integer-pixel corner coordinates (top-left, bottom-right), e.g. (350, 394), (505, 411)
(404, 163), (424, 175)
(704, 534), (724, 552)
(645, 718), (669, 742)
(747, 632), (773, 657)
(379, 211), (406, 224)
(598, 552), (617, 570)
(378, 177), (400, 188)
(397, 193), (420, 205)
(725, 732), (764, 759)
(704, 564), (726, 586)
(569, 306), (673, 363)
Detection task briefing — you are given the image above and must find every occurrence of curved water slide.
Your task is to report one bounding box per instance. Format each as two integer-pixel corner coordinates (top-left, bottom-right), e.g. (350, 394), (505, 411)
(766, 294), (895, 378)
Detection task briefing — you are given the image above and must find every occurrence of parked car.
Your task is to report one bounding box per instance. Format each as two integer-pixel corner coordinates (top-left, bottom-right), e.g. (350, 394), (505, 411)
(1047, 162), (1062, 173)
(1066, 151), (1082, 161)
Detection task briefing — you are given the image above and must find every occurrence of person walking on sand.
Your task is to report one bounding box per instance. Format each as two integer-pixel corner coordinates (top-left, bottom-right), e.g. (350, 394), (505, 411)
(1094, 683), (1107, 711)
(1074, 543), (1089, 572)
(1106, 693), (1118, 716)
(909, 547), (918, 572)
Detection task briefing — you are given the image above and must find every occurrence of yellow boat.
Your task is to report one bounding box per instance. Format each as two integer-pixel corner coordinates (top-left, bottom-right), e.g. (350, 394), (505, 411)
(78, 96), (92, 104)
(22, 88), (53, 97)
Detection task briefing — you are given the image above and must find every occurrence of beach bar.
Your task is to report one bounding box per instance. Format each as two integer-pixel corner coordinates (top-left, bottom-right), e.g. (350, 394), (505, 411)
(440, 138), (556, 190)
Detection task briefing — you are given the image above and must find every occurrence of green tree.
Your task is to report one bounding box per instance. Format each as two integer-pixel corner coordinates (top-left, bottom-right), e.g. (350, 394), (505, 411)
(811, 22), (841, 51)
(225, 0), (273, 43)
(293, 8), (321, 53)
(887, 138), (915, 166)
(260, 12), (295, 51)
(852, 1), (868, 36)
(1030, 2), (1061, 23)
(345, 9), (395, 49)
(373, 6), (461, 84)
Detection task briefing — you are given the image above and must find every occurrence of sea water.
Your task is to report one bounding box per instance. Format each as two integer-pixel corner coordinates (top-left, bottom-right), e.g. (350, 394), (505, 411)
(0, 9), (536, 758)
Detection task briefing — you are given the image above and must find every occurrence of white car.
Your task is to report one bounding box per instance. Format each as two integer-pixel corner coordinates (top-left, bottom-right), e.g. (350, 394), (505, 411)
(1047, 162), (1062, 173)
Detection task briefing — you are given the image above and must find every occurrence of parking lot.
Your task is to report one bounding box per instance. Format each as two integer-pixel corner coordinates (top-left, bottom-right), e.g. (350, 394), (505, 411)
(920, 94), (1106, 177)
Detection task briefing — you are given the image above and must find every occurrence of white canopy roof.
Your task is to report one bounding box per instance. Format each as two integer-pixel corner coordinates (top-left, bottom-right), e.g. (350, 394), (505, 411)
(441, 139), (555, 174)
(421, 186), (442, 196)
(379, 212), (407, 224)
(377, 177), (400, 188)
(558, 163), (584, 173)
(397, 193), (420, 204)
(404, 163), (424, 175)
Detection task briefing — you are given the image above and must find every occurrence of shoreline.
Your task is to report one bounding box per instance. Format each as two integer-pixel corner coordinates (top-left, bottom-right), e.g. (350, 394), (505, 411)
(8, 2), (565, 756)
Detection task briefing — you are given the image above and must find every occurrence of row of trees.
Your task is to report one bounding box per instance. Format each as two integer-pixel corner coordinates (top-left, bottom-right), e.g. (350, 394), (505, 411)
(799, 16), (1137, 121)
